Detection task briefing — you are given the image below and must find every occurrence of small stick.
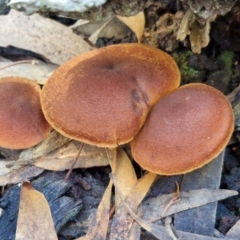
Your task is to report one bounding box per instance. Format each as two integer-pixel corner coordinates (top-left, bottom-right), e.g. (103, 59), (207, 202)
(161, 182), (181, 218)
(64, 142), (84, 180)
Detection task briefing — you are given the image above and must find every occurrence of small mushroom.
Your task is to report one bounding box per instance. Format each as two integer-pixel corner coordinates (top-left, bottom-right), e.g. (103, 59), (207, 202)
(131, 83), (234, 175)
(0, 77), (52, 149)
(41, 43), (180, 147)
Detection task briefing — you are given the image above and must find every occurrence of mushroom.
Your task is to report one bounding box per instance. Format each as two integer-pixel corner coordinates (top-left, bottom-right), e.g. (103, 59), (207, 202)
(0, 77), (52, 149)
(131, 83), (234, 175)
(41, 43), (180, 147)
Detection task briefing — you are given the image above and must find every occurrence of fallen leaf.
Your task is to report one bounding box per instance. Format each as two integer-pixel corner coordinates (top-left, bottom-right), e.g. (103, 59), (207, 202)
(225, 219), (240, 239)
(0, 10), (92, 65)
(80, 181), (113, 240)
(117, 11), (145, 42)
(109, 147), (138, 239)
(33, 141), (111, 170)
(71, 17), (129, 40)
(88, 17), (114, 44)
(111, 174), (235, 240)
(110, 148), (156, 240)
(15, 182), (58, 240)
(0, 165), (43, 186)
(141, 188), (238, 222)
(19, 131), (71, 160)
(0, 57), (57, 85)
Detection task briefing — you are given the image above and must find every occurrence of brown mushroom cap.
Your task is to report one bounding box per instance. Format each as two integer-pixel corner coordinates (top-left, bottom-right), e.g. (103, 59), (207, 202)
(41, 43), (180, 147)
(131, 83), (234, 175)
(0, 77), (52, 149)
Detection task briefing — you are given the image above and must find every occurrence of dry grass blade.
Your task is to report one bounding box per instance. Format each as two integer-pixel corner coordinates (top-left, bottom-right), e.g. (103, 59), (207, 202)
(15, 182), (57, 240)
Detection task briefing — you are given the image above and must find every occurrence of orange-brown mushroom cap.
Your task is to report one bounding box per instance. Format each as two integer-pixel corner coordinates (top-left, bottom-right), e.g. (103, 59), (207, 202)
(41, 43), (180, 147)
(131, 83), (234, 175)
(0, 77), (52, 149)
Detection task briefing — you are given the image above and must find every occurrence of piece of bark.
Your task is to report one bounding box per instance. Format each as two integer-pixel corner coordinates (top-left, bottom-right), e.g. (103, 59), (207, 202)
(174, 151), (225, 236)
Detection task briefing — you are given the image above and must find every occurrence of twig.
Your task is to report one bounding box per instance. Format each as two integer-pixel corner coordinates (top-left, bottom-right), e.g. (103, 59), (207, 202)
(64, 142), (84, 180)
(161, 182), (181, 218)
(0, 60), (39, 71)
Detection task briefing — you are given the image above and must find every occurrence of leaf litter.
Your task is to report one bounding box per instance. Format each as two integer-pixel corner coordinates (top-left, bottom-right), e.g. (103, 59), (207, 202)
(0, 6), (239, 240)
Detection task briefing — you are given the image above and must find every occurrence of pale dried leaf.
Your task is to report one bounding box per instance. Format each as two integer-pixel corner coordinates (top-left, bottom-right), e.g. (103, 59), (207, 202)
(176, 9), (194, 41)
(33, 141), (110, 170)
(0, 165), (43, 186)
(19, 131), (71, 160)
(81, 181), (113, 240)
(142, 188), (238, 222)
(189, 15), (216, 54)
(89, 17), (114, 44)
(0, 57), (57, 85)
(0, 10), (92, 65)
(117, 11), (145, 42)
(225, 220), (240, 239)
(71, 17), (129, 40)
(110, 148), (156, 239)
(15, 182), (58, 240)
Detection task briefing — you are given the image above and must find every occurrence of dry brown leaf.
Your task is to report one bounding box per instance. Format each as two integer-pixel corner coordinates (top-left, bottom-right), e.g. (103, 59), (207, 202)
(0, 165), (43, 186)
(117, 11), (145, 42)
(0, 10), (92, 65)
(33, 141), (111, 170)
(142, 188), (238, 222)
(0, 57), (57, 85)
(110, 148), (156, 239)
(15, 182), (57, 240)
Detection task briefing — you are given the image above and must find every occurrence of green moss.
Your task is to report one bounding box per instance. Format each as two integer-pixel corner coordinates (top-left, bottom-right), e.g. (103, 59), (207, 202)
(217, 51), (234, 75)
(172, 51), (200, 84)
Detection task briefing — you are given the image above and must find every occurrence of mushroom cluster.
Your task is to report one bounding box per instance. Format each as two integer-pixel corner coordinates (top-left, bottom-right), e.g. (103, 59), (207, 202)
(0, 77), (52, 149)
(40, 43), (234, 175)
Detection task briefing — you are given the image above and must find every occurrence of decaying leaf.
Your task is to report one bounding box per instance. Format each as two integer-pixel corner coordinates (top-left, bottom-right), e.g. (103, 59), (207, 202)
(80, 180), (113, 240)
(110, 148), (156, 239)
(141, 188), (238, 222)
(111, 174), (238, 240)
(15, 182), (57, 240)
(109, 147), (138, 239)
(0, 165), (44, 186)
(225, 219), (240, 239)
(117, 11), (145, 42)
(177, 9), (216, 53)
(0, 57), (57, 85)
(0, 10), (92, 65)
(19, 131), (71, 160)
(0, 138), (111, 185)
(33, 141), (111, 170)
